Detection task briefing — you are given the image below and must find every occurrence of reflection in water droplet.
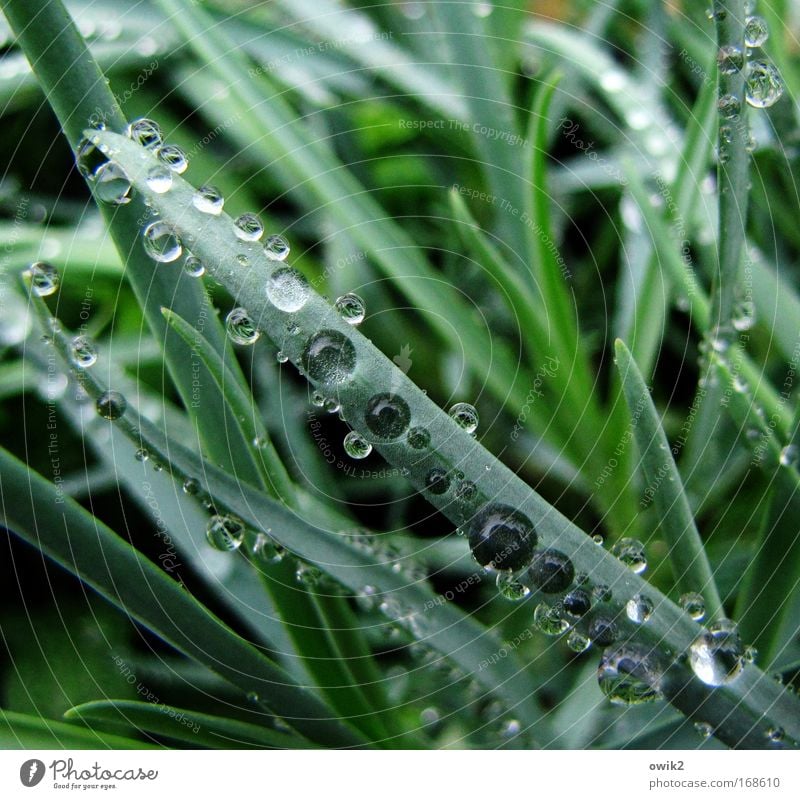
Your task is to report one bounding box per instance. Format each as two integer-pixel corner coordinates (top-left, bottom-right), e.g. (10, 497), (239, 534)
(626, 594), (654, 624)
(142, 221), (182, 263)
(744, 15), (769, 48)
(206, 514), (245, 551)
(562, 588), (591, 617)
(717, 45), (744, 75)
(234, 212), (263, 241)
(680, 591), (706, 621)
(343, 430), (372, 459)
(156, 144), (188, 174)
(425, 467), (450, 495)
(266, 268), (310, 312)
(588, 616), (619, 646)
(598, 643), (663, 706)
(96, 389), (127, 420)
(263, 234), (290, 261)
(91, 161), (132, 204)
(528, 549), (574, 593)
(146, 164), (173, 193)
(448, 402), (479, 434)
(745, 60), (784, 108)
(70, 335), (98, 368)
(689, 619), (745, 686)
(611, 537), (647, 573)
(226, 307), (260, 345)
(126, 117), (162, 148)
(468, 504), (536, 571)
(533, 602), (569, 636)
(184, 255), (205, 278)
(496, 571), (530, 602)
(364, 392), (411, 441)
(24, 261), (60, 297)
(302, 330), (357, 384)
(334, 293), (366, 325)
(193, 184), (224, 215)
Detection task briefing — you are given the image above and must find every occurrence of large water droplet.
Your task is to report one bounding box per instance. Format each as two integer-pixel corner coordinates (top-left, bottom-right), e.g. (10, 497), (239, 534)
(364, 393), (411, 440)
(343, 430), (372, 459)
(528, 549), (574, 593)
(24, 261), (60, 297)
(126, 117), (162, 149)
(598, 643), (663, 705)
(680, 591), (706, 621)
(744, 15), (769, 48)
(91, 161), (132, 204)
(206, 513), (245, 551)
(226, 307), (260, 345)
(142, 221), (182, 263)
(334, 293), (366, 325)
(70, 335), (98, 368)
(302, 330), (356, 384)
(626, 593), (654, 624)
(264, 234), (290, 261)
(234, 212), (263, 242)
(611, 537), (647, 573)
(193, 184), (224, 215)
(496, 571), (530, 602)
(745, 60), (784, 108)
(156, 144), (188, 174)
(266, 268), (309, 312)
(689, 619), (745, 686)
(448, 402), (479, 434)
(96, 389), (126, 420)
(533, 602), (569, 636)
(467, 503), (537, 571)
(145, 164), (173, 193)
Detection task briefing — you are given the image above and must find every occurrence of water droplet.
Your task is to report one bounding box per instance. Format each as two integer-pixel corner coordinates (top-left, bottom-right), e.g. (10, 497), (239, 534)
(184, 255), (205, 278)
(592, 534), (604, 546)
(592, 584), (612, 603)
(234, 212), (263, 242)
(135, 448), (149, 462)
(598, 643), (663, 705)
(251, 532), (284, 564)
(206, 513), (245, 551)
(455, 480), (477, 501)
(468, 503), (537, 571)
(744, 644), (758, 663)
(766, 726), (784, 743)
(266, 267), (310, 312)
(562, 588), (592, 617)
(528, 549), (574, 593)
(324, 397), (340, 414)
(779, 444), (797, 467)
(680, 591), (706, 621)
(693, 721), (714, 739)
(719, 124), (733, 144)
(496, 571), (530, 601)
(744, 15), (769, 48)
(626, 593), (654, 624)
(24, 261), (60, 296)
(732, 299), (756, 331)
(689, 619), (745, 686)
(717, 93), (741, 119)
(263, 234), (290, 261)
(533, 602), (569, 636)
(226, 307), (260, 345)
(296, 563), (322, 586)
(302, 329), (356, 384)
(156, 144), (188, 174)
(96, 389), (126, 420)
(91, 161), (132, 204)
(448, 402), (479, 434)
(142, 221), (182, 263)
(745, 60), (784, 108)
(276, 350), (288, 363)
(588, 616), (619, 646)
(182, 477), (199, 494)
(343, 430), (372, 459)
(145, 163), (173, 193)
(70, 335), (98, 368)
(407, 426), (430, 449)
(424, 467), (450, 495)
(334, 293), (366, 325)
(364, 392), (411, 440)
(717, 45), (744, 75)
(193, 184), (224, 215)
(611, 537), (647, 573)
(126, 117), (162, 149)
(567, 629), (591, 652)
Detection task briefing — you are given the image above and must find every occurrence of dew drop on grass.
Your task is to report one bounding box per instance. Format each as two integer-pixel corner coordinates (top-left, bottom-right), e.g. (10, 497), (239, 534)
(302, 330), (357, 384)
(407, 426), (430, 449)
(142, 221), (182, 262)
(496, 571), (530, 602)
(206, 514), (245, 551)
(424, 467), (450, 495)
(234, 212), (263, 241)
(745, 60), (784, 108)
(24, 261), (60, 296)
(528, 549), (574, 593)
(717, 45), (744, 75)
(156, 144), (188, 174)
(611, 537), (647, 573)
(744, 15), (769, 47)
(592, 584), (613, 603)
(311, 391), (325, 407)
(680, 592), (706, 621)
(456, 480), (477, 501)
(184, 255), (205, 278)
(626, 593), (654, 624)
(182, 477), (199, 495)
(225, 307), (260, 345)
(251, 532), (284, 564)
(563, 588), (592, 617)
(779, 444), (798, 467)
(70, 335), (98, 368)
(717, 94), (741, 119)
(145, 164), (172, 193)
(296, 563), (322, 586)
(534, 602), (569, 636)
(334, 293), (366, 325)
(689, 619), (745, 686)
(263, 234), (290, 261)
(96, 390), (127, 420)
(364, 392), (411, 440)
(567, 629), (591, 652)
(468, 503), (537, 571)
(192, 184), (224, 215)
(448, 402), (479, 434)
(276, 350), (288, 363)
(598, 643), (663, 706)
(126, 117), (162, 148)
(343, 430), (372, 459)
(732, 299), (756, 331)
(694, 721), (714, 739)
(91, 161), (132, 204)
(766, 726), (784, 743)
(266, 267), (310, 312)
(588, 616), (619, 646)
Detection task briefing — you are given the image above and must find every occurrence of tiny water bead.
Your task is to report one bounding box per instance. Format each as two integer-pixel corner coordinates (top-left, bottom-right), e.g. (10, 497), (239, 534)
(779, 444), (798, 467)
(598, 644), (663, 706)
(135, 448), (149, 463)
(364, 392), (411, 440)
(716, 45), (744, 75)
(562, 588), (592, 618)
(689, 619), (745, 686)
(496, 572), (530, 602)
(766, 727), (785, 743)
(70, 335), (98, 368)
(679, 591), (706, 621)
(156, 144), (188, 174)
(592, 584), (613, 603)
(266, 268), (310, 312)
(744, 15), (769, 48)
(276, 350), (289, 363)
(24, 261), (60, 297)
(343, 430), (372, 459)
(145, 164), (173, 193)
(533, 602), (569, 636)
(425, 467), (450, 495)
(610, 537), (647, 573)
(251, 532), (284, 564)
(91, 161), (132, 204)
(717, 94), (741, 119)
(192, 184), (224, 215)
(528, 549), (574, 593)
(225, 307), (260, 346)
(182, 477), (200, 495)
(126, 117), (162, 149)
(567, 629), (591, 653)
(407, 426), (431, 449)
(626, 593), (654, 624)
(588, 616), (619, 646)
(96, 390), (127, 420)
(468, 503), (537, 571)
(448, 402), (479, 434)
(296, 563), (322, 587)
(263, 234), (290, 261)
(455, 480), (477, 501)
(302, 330), (357, 384)
(234, 212), (263, 242)
(694, 721), (714, 740)
(745, 60), (784, 108)
(206, 513), (246, 552)
(334, 293), (366, 325)
(142, 221), (182, 263)
(184, 255), (205, 278)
